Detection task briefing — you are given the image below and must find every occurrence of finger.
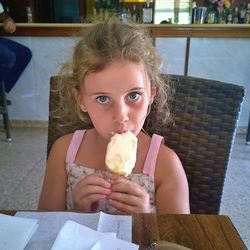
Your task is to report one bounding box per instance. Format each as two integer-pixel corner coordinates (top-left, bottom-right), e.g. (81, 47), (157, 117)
(111, 181), (144, 198)
(74, 178), (111, 205)
(86, 174), (112, 186)
(108, 191), (139, 207)
(78, 174), (111, 189)
(80, 193), (107, 204)
(108, 198), (135, 213)
(77, 184), (111, 197)
(74, 176), (111, 198)
(111, 175), (126, 183)
(74, 193), (106, 211)
(110, 174), (120, 181)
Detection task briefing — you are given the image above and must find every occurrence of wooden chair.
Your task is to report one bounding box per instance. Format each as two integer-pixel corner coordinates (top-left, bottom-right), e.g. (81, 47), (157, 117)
(47, 75), (244, 214)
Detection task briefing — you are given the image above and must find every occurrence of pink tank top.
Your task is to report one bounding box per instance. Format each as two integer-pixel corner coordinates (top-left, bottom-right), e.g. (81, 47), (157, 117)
(65, 130), (164, 213)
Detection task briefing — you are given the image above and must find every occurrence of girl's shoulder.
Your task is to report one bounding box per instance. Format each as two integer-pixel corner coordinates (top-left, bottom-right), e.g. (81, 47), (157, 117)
(49, 133), (74, 158)
(142, 132), (177, 161)
(159, 142), (179, 161)
(158, 141), (182, 173)
(54, 133), (74, 147)
(155, 140), (185, 185)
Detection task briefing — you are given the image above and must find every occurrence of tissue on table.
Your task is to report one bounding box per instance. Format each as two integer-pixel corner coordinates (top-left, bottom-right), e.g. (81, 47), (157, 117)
(51, 220), (139, 250)
(0, 213), (38, 250)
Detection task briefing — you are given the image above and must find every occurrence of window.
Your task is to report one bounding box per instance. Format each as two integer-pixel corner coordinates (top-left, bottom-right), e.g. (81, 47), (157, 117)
(154, 0), (192, 24)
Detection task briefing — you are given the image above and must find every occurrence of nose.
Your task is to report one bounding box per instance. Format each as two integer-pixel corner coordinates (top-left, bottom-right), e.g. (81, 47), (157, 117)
(113, 101), (129, 125)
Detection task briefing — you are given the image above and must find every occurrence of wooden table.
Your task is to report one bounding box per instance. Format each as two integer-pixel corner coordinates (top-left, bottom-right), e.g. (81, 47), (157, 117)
(1, 211), (247, 250)
(133, 214), (247, 250)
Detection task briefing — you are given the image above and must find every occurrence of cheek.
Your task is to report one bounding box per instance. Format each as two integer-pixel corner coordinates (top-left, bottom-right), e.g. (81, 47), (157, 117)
(87, 105), (110, 123)
(131, 102), (149, 120)
(87, 110), (112, 133)
(88, 111), (104, 125)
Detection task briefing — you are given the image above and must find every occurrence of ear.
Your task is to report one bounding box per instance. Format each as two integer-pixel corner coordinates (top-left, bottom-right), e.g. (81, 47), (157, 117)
(80, 104), (87, 112)
(71, 88), (87, 112)
(150, 86), (156, 104)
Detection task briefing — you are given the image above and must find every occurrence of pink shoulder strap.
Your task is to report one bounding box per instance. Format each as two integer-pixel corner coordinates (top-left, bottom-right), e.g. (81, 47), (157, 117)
(143, 134), (164, 176)
(66, 130), (86, 164)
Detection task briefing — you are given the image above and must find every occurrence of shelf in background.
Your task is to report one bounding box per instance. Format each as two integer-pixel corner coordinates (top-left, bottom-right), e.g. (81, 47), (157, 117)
(1, 23), (250, 38)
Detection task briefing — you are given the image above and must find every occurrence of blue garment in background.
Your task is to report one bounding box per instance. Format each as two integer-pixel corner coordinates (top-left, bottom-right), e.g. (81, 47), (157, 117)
(0, 37), (32, 93)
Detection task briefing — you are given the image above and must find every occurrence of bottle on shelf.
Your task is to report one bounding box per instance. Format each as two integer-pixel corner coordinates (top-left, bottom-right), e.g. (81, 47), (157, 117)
(126, 7), (131, 20)
(226, 7), (233, 24)
(119, 2), (128, 22)
(131, 4), (139, 23)
(237, 3), (246, 23)
(142, 0), (153, 24)
(26, 6), (33, 23)
(191, 1), (197, 24)
(246, 3), (250, 24)
(233, 7), (239, 24)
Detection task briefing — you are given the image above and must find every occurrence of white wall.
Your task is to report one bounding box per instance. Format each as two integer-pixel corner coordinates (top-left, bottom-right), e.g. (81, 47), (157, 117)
(156, 37), (250, 128)
(6, 36), (78, 121)
(4, 36), (250, 129)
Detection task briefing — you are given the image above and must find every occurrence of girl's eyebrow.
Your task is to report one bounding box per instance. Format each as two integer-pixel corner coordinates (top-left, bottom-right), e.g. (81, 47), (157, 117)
(125, 87), (146, 93)
(91, 87), (146, 96)
(129, 87), (146, 91)
(91, 91), (110, 95)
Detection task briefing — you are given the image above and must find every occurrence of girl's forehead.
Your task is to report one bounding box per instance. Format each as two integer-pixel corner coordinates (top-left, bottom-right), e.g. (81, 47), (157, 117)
(82, 60), (151, 91)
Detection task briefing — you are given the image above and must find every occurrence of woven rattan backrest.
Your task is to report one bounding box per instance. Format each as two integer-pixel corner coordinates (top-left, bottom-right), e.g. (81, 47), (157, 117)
(150, 75), (244, 214)
(47, 75), (244, 214)
(47, 76), (84, 156)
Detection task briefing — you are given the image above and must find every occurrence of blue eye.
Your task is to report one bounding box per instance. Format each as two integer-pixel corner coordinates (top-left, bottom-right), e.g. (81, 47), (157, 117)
(128, 92), (141, 101)
(97, 96), (109, 104)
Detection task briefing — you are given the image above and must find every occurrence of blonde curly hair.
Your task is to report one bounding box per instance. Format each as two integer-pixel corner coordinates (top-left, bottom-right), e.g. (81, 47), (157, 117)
(53, 18), (173, 135)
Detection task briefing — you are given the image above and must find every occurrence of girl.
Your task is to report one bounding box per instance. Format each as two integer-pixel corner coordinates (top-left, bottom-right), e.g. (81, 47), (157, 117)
(38, 19), (190, 214)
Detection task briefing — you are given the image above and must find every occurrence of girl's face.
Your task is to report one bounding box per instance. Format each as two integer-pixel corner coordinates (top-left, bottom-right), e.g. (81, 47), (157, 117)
(78, 60), (155, 141)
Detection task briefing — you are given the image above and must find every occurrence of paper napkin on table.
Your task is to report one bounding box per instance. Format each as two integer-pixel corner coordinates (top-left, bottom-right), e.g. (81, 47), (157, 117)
(0, 213), (38, 250)
(51, 220), (139, 250)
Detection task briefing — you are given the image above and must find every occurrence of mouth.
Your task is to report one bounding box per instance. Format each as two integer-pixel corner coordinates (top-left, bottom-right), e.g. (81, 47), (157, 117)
(110, 130), (131, 135)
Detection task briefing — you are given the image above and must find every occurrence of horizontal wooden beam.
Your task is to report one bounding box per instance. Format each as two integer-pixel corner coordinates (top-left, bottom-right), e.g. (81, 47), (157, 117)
(1, 23), (250, 38)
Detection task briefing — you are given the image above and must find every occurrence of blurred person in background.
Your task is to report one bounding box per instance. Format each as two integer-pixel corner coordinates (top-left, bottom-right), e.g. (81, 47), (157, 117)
(0, 1), (32, 93)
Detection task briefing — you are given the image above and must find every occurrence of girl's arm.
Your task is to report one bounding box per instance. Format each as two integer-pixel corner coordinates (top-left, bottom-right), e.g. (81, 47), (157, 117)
(155, 146), (190, 214)
(38, 135), (72, 211)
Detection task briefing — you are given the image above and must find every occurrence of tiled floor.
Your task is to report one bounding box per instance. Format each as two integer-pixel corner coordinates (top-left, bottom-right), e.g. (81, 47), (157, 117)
(0, 127), (47, 209)
(0, 127), (249, 248)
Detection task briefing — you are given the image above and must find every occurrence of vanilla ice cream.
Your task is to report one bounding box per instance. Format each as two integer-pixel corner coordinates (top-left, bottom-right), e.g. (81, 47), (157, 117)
(105, 131), (138, 176)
